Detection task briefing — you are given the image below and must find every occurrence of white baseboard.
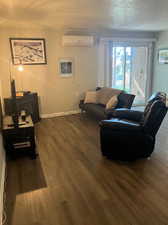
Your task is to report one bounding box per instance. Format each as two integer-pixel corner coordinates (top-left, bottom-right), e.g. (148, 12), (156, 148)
(41, 110), (81, 119)
(0, 159), (6, 225)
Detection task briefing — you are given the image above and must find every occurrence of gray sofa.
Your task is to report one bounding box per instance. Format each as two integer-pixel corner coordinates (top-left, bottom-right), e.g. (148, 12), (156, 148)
(79, 87), (135, 120)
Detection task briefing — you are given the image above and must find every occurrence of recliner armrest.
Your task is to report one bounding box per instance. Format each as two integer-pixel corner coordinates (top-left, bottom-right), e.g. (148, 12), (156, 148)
(105, 108), (115, 119)
(106, 108), (144, 121)
(100, 118), (142, 132)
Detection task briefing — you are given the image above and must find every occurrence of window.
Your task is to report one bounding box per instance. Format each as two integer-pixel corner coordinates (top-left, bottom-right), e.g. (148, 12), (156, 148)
(111, 45), (149, 105)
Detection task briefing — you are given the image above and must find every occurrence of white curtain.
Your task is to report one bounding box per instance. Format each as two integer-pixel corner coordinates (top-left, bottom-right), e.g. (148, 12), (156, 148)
(97, 41), (111, 87)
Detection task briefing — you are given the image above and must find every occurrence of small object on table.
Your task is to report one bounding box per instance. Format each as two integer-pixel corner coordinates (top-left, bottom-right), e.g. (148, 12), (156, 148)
(2, 115), (38, 159)
(21, 110), (26, 121)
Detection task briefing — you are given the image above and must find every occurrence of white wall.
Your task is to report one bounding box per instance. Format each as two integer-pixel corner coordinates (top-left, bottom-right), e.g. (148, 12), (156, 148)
(0, 28), (98, 116)
(0, 80), (5, 225)
(153, 31), (168, 93)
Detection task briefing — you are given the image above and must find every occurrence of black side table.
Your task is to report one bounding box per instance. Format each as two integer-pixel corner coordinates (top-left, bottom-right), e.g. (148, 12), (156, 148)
(4, 92), (40, 123)
(2, 115), (37, 159)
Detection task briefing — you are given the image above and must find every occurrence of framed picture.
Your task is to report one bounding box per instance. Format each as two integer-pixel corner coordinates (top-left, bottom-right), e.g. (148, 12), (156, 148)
(59, 58), (74, 77)
(158, 49), (168, 64)
(10, 38), (47, 65)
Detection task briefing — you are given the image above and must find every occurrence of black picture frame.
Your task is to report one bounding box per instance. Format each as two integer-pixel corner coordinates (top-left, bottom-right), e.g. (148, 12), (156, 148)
(58, 58), (74, 77)
(10, 38), (47, 65)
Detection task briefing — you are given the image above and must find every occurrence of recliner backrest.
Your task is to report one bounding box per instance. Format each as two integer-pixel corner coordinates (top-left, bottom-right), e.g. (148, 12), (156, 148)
(142, 96), (167, 136)
(143, 92), (166, 118)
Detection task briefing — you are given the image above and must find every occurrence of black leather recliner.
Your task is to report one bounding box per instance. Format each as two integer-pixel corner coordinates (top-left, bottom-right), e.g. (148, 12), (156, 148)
(99, 92), (168, 161)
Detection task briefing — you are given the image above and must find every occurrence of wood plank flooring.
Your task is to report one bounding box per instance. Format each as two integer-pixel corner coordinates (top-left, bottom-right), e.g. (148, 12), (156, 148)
(5, 113), (168, 225)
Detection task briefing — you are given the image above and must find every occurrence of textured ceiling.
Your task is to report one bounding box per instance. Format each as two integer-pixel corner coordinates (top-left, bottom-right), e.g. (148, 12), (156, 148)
(0, 0), (168, 31)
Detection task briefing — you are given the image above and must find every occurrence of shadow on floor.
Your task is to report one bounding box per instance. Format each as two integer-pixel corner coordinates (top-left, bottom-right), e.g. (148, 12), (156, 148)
(5, 157), (47, 225)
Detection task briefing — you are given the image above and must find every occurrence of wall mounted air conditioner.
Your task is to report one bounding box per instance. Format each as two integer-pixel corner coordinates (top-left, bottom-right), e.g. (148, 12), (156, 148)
(62, 35), (94, 47)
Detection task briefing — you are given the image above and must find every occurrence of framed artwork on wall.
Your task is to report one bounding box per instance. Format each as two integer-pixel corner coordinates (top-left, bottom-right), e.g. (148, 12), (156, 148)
(158, 49), (168, 64)
(10, 38), (47, 65)
(59, 58), (74, 77)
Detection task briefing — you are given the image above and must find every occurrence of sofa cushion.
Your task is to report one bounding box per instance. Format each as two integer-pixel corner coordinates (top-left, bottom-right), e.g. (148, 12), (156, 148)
(116, 92), (133, 108)
(84, 91), (97, 104)
(83, 103), (106, 120)
(97, 87), (122, 105)
(106, 95), (118, 109)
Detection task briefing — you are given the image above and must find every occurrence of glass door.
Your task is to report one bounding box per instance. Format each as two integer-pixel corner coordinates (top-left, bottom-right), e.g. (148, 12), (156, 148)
(112, 45), (148, 105)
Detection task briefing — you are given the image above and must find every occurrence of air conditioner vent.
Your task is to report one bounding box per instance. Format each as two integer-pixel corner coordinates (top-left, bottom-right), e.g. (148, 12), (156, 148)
(62, 35), (94, 47)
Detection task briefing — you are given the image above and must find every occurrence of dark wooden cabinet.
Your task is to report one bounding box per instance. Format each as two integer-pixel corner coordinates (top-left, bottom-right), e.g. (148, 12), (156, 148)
(4, 92), (40, 123)
(2, 115), (37, 159)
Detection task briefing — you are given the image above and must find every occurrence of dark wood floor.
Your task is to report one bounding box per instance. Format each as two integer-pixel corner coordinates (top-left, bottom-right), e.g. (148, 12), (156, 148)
(5, 113), (168, 225)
